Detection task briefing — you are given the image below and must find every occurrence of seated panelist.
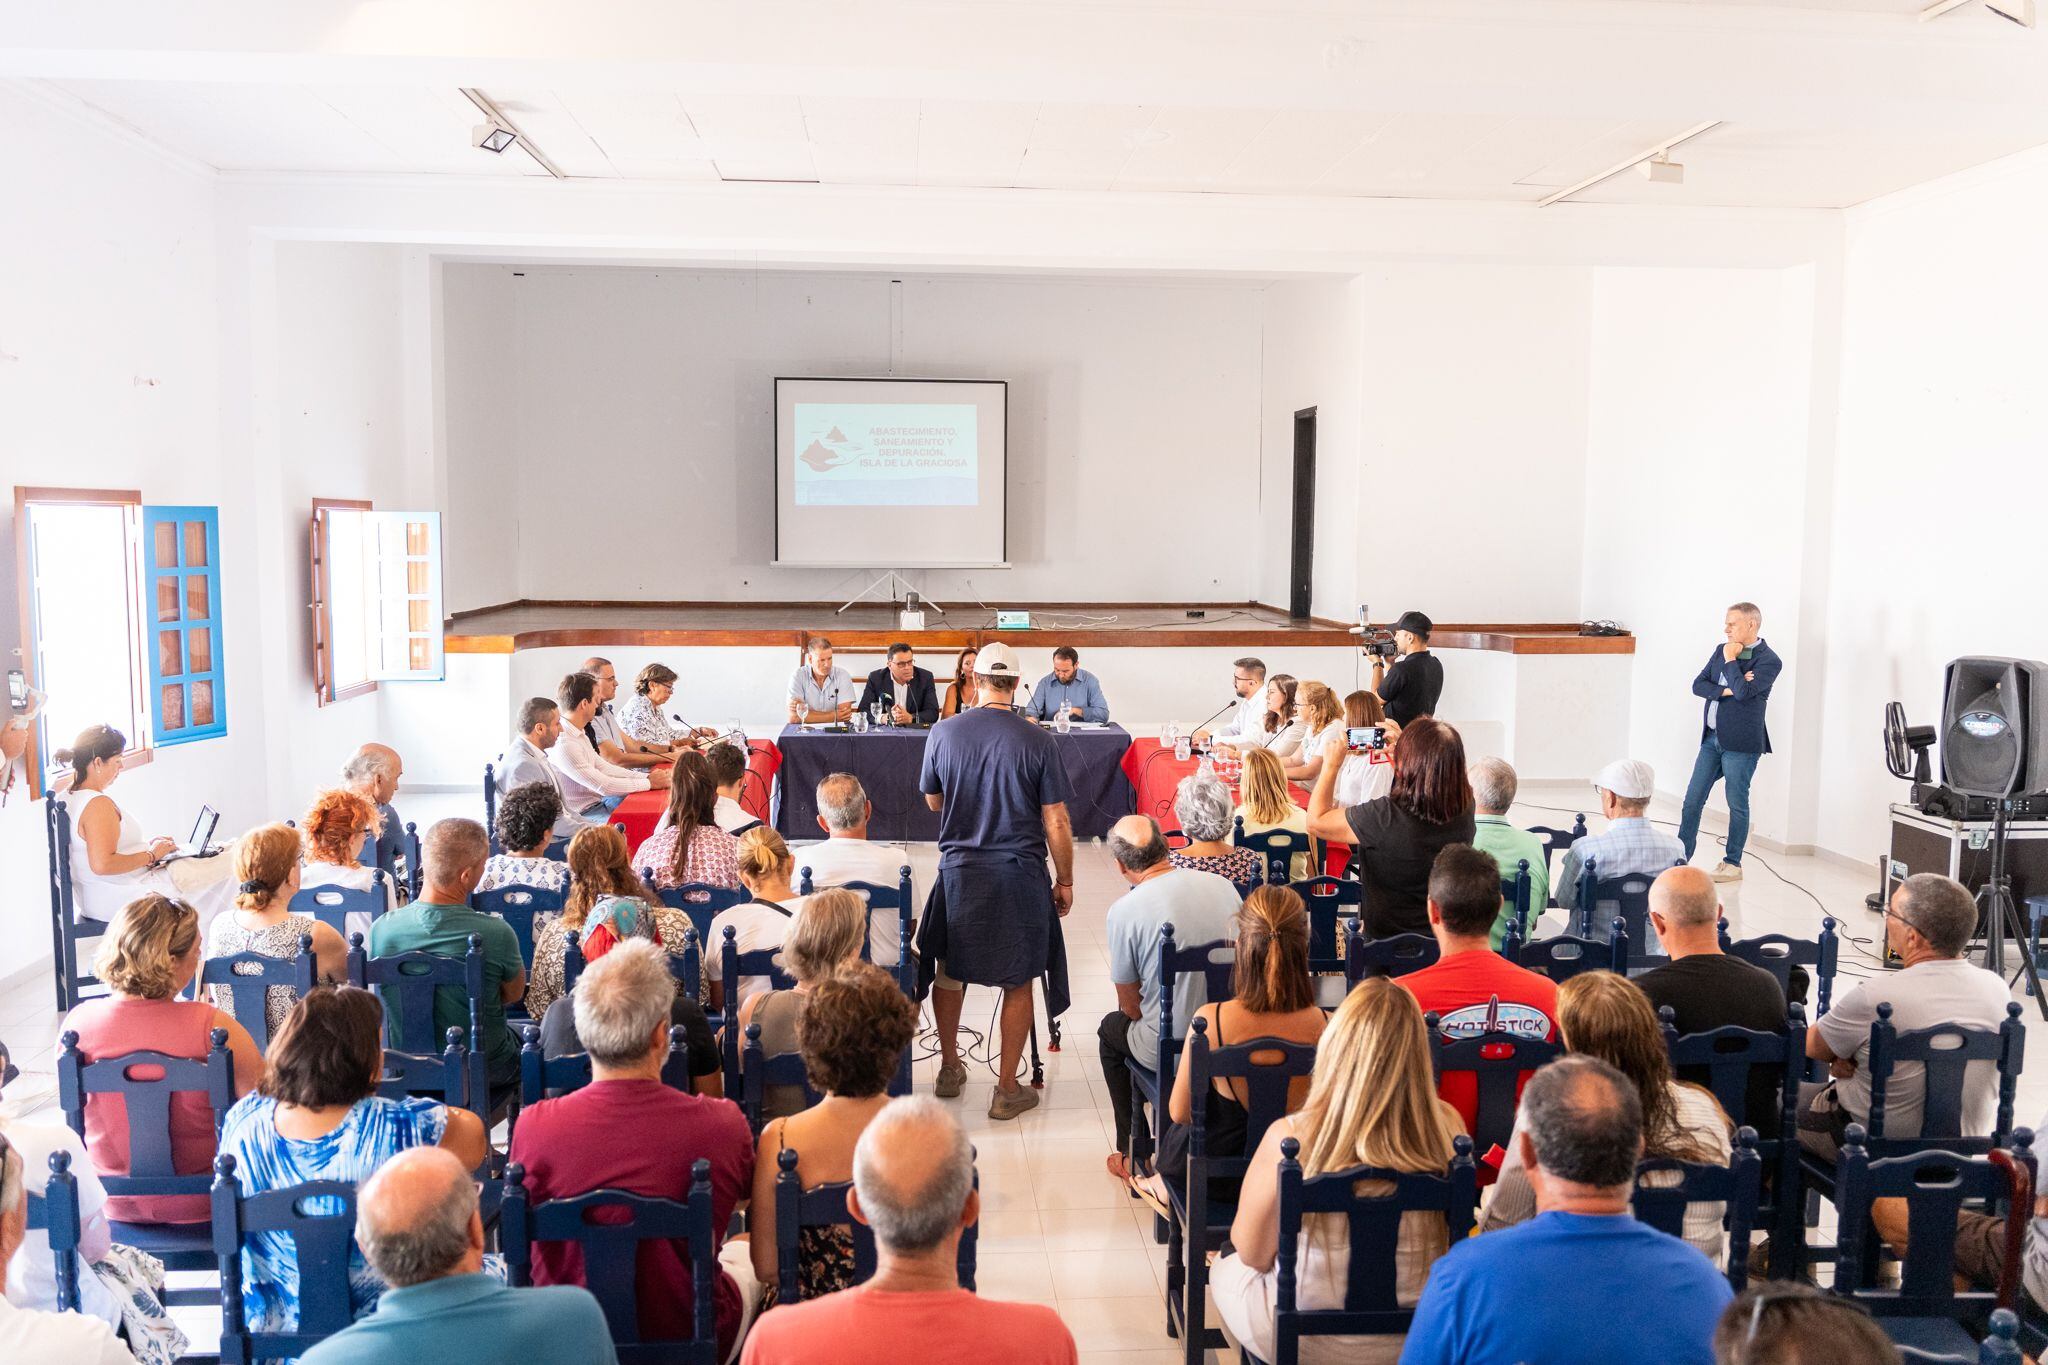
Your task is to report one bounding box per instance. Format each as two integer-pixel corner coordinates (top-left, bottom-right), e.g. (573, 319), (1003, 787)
(1024, 646), (1110, 724)
(856, 643), (939, 726)
(787, 636), (857, 724)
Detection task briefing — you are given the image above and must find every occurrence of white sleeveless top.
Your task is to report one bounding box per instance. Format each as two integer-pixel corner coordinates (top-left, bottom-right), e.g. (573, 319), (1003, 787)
(66, 788), (168, 922)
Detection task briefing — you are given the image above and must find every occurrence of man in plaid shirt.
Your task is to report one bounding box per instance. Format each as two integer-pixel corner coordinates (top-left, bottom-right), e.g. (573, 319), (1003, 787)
(1555, 758), (1685, 927)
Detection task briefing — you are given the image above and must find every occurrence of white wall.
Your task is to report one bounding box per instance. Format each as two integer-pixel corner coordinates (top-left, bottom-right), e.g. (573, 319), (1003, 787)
(1257, 278), (1366, 615)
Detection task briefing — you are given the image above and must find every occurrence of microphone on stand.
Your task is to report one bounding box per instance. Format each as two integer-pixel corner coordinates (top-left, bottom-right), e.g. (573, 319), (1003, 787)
(1186, 696), (1240, 739)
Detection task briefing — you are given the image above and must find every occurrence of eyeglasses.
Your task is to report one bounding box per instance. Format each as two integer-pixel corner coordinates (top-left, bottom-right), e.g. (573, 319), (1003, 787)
(1883, 906), (1927, 940)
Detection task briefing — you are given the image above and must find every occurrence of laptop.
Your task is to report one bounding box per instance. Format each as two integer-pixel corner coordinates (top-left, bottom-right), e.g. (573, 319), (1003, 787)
(158, 805), (222, 863)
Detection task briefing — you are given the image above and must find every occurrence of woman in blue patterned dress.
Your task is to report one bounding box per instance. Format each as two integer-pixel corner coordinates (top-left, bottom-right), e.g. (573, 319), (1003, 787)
(217, 986), (488, 1343)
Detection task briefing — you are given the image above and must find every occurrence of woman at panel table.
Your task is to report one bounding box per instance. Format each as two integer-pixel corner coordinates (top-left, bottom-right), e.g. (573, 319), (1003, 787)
(1279, 682), (1344, 787)
(939, 644), (980, 719)
(1214, 673), (1303, 760)
(619, 662), (721, 751)
(59, 724), (236, 927)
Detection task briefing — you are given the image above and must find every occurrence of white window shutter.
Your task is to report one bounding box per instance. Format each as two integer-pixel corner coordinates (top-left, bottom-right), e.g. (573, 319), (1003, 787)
(363, 511), (445, 683)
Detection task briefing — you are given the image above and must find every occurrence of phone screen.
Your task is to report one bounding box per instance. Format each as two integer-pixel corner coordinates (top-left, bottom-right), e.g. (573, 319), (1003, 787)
(6, 670), (25, 712)
(1346, 726), (1386, 753)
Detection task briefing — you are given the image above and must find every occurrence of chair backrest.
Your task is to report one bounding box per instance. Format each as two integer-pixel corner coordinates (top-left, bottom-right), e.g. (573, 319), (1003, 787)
(1151, 922), (1236, 1087)
(483, 762), (499, 848)
(1525, 814), (1586, 863)
(375, 1028), (470, 1110)
(1513, 929), (1625, 982)
(45, 796), (109, 1011)
(1499, 860), (1532, 941)
(472, 883), (567, 972)
(839, 867), (917, 993)
(1576, 857), (1666, 945)
(670, 926), (703, 1004)
(503, 1157), (721, 1363)
(290, 871), (389, 940)
(57, 1026), (237, 1195)
(1185, 1014), (1318, 1182)
(1631, 1128), (1763, 1291)
(1865, 1000), (2025, 1150)
(1659, 1004), (1805, 1139)
(1834, 1128), (2030, 1321)
(521, 1023), (696, 1105)
(771, 1147), (980, 1305)
(1725, 918), (1839, 1017)
(211, 1153), (359, 1364)
(1342, 923), (1440, 986)
(200, 937), (317, 1054)
(643, 876), (750, 946)
(562, 929), (586, 995)
(404, 821), (423, 900)
(719, 925), (796, 1096)
(741, 1023), (824, 1134)
(1273, 1133), (1478, 1354)
(1234, 817), (1313, 887)
(1424, 1018), (1564, 1160)
(26, 1149), (84, 1313)
(355, 931), (486, 1058)
(1290, 875), (1361, 976)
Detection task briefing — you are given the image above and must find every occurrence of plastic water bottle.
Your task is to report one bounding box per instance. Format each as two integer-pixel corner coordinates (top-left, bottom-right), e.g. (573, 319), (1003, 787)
(1175, 732), (1192, 762)
(1163, 721), (1179, 752)
(851, 709), (866, 733)
(1055, 708), (1071, 735)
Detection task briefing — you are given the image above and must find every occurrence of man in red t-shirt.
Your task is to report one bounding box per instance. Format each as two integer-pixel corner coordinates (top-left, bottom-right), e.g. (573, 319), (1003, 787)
(1397, 844), (1560, 1150)
(508, 941), (761, 1360)
(740, 1096), (1077, 1365)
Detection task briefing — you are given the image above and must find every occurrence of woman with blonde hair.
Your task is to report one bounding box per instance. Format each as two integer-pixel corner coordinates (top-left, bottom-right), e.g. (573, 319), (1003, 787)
(202, 824), (347, 1042)
(706, 825), (804, 1012)
(1210, 977), (1467, 1362)
(524, 825), (667, 1020)
(736, 888), (869, 1122)
(1480, 970), (1732, 1262)
(1281, 682), (1345, 785)
(1235, 747), (1311, 883)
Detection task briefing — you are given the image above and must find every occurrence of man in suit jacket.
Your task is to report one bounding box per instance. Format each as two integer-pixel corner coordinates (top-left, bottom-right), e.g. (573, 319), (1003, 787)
(1678, 601), (1783, 884)
(497, 697), (603, 848)
(857, 643), (940, 726)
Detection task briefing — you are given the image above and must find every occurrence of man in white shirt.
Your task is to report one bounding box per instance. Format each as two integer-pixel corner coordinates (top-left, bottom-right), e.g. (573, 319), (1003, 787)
(787, 637), (857, 724)
(0, 1133), (138, 1364)
(793, 772), (914, 966)
(581, 656), (674, 771)
(497, 697), (603, 847)
(549, 672), (668, 817)
(1196, 657), (1267, 747)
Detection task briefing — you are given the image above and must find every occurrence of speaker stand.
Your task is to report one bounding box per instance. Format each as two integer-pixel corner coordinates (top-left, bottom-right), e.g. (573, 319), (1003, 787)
(1978, 800), (2048, 1020)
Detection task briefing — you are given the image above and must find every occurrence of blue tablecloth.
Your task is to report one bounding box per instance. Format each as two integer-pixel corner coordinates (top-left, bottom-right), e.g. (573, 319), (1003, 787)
(773, 723), (1136, 842)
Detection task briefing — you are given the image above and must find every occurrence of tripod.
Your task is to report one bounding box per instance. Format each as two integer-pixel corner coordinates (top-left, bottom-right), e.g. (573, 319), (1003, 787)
(835, 569), (946, 616)
(1977, 798), (2048, 1020)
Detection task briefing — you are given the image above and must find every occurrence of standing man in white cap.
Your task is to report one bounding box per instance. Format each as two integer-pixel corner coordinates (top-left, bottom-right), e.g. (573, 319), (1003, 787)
(917, 641), (1075, 1121)
(1554, 759), (1686, 926)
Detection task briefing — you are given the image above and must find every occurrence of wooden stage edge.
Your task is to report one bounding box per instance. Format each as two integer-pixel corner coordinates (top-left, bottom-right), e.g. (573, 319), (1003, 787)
(443, 600), (1634, 658)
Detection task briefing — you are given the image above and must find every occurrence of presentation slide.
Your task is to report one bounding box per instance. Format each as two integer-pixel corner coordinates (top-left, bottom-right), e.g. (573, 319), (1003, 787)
(774, 377), (1008, 568)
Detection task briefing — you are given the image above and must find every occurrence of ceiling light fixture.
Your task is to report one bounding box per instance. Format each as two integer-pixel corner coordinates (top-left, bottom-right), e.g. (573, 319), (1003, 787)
(472, 123), (517, 154)
(458, 87), (566, 179)
(1537, 120), (1720, 207)
(1921, 0), (2035, 26)
(1639, 153), (1684, 185)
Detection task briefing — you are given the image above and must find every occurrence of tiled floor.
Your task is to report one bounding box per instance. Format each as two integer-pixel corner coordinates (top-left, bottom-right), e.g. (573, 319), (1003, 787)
(5, 782), (2043, 1361)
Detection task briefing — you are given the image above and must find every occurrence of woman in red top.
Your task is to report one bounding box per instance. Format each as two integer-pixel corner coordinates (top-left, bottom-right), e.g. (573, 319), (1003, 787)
(61, 892), (265, 1224)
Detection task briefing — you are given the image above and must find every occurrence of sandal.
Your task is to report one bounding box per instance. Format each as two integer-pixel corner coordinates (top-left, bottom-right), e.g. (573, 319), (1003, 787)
(1106, 1152), (1135, 1181)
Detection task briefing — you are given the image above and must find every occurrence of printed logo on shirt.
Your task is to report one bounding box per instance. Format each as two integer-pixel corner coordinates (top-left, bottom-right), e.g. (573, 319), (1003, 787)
(1432, 1000), (1553, 1040)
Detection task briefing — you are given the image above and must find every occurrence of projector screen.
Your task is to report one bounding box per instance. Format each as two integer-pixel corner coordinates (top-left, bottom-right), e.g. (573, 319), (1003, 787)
(773, 377), (1008, 567)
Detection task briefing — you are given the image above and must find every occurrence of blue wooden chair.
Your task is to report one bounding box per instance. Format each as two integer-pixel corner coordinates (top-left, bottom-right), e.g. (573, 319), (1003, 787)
(502, 1157), (722, 1363)
(1423, 1013), (1563, 1169)
(1168, 1013), (1318, 1357)
(561, 928), (587, 997)
(718, 926), (796, 1102)
(483, 761), (500, 853)
(291, 871), (390, 942)
(404, 821), (423, 899)
(377, 1027), (470, 1113)
(1723, 918), (1840, 1018)
(770, 1146), (978, 1304)
(1512, 926), (1625, 982)
(1523, 814), (1585, 905)
(522, 1023), (697, 1105)
(1892, 1310), (2024, 1363)
(1288, 876), (1359, 981)
(667, 925), (703, 1005)
(43, 797), (108, 1011)
(1575, 857), (1673, 961)
(473, 883), (565, 975)
(1833, 1130), (2032, 1359)
(199, 936), (316, 1054)
(1498, 859), (1533, 944)
(797, 864), (918, 994)
(740, 1023), (824, 1135)
(640, 875), (749, 948)
(210, 1152), (358, 1364)
(57, 1025), (235, 1281)
(25, 1148), (84, 1313)
(1126, 923), (1234, 1171)
(1256, 1133), (1479, 1365)
(1233, 817), (1312, 888)
(352, 931), (514, 1133)
(1341, 922), (1439, 985)
(1632, 1127), (1763, 1291)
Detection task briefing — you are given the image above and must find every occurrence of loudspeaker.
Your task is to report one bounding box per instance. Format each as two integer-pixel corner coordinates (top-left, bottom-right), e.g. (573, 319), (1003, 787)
(1941, 657), (2048, 797)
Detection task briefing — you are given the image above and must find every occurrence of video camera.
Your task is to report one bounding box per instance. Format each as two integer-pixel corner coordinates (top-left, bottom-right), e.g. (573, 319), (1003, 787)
(1349, 607), (1399, 661)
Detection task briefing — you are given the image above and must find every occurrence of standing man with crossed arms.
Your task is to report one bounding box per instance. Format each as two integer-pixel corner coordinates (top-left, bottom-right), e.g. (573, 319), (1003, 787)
(1678, 601), (1782, 884)
(918, 642), (1074, 1121)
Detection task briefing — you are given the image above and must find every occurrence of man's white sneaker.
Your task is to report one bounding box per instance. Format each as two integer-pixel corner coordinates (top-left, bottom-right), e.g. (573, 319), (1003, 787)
(1710, 861), (1744, 883)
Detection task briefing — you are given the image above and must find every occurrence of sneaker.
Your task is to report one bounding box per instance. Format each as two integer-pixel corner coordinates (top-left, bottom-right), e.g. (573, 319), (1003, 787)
(1710, 861), (1744, 883)
(987, 1085), (1041, 1121)
(935, 1061), (968, 1099)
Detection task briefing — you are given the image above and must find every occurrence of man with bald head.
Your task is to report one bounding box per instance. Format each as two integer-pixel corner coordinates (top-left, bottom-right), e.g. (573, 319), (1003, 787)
(739, 1097), (1076, 1364)
(300, 1147), (614, 1364)
(1633, 866), (1789, 1134)
(343, 742), (406, 879)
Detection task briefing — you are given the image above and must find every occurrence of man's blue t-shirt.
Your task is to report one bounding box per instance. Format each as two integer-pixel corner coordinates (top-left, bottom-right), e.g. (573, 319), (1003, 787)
(918, 707), (1072, 866)
(1399, 1211), (1731, 1365)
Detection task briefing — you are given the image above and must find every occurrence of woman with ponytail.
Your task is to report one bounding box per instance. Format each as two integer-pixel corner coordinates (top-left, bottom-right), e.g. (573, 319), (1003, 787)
(202, 823), (347, 1041)
(58, 723), (236, 926)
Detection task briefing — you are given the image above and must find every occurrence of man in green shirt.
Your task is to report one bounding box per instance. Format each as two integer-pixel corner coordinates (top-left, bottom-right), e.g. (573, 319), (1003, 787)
(1469, 757), (1550, 947)
(367, 817), (526, 1086)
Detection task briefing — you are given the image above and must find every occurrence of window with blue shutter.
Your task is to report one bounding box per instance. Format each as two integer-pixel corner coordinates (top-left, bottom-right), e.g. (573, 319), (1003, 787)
(142, 505), (226, 745)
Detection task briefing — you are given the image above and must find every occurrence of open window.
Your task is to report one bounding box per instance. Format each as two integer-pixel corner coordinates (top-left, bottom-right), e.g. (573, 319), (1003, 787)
(142, 505), (227, 745)
(312, 501), (445, 705)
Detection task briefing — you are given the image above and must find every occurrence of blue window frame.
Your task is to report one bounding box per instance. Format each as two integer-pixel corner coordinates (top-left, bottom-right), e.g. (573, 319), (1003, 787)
(141, 505), (226, 745)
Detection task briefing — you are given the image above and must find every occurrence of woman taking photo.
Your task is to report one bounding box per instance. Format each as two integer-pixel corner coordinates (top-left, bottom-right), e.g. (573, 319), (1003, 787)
(1210, 978), (1467, 1363)
(1235, 748), (1311, 883)
(1306, 718), (1475, 939)
(1280, 683), (1344, 786)
(1334, 690), (1396, 807)
(58, 724), (236, 925)
(939, 645), (980, 719)
(203, 824), (348, 1041)
(635, 750), (742, 892)
(736, 889), (869, 1123)
(526, 825), (667, 1020)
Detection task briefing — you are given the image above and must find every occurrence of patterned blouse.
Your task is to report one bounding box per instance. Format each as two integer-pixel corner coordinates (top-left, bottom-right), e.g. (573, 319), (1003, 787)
(476, 854), (572, 897)
(760, 1125), (857, 1310)
(217, 1091), (449, 1336)
(617, 693), (679, 747)
(635, 822), (742, 891)
(204, 913), (319, 1041)
(1170, 848), (1264, 894)
(524, 897), (694, 1020)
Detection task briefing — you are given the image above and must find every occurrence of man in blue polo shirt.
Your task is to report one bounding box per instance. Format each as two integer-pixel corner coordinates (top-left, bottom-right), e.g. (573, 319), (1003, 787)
(1401, 1055), (1731, 1365)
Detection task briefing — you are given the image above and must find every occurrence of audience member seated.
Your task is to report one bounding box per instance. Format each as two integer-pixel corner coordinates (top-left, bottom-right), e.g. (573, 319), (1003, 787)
(1555, 759), (1686, 923)
(1634, 867), (1788, 1133)
(1234, 746), (1311, 882)
(301, 787), (402, 926)
(204, 823), (347, 1040)
(0, 1135), (138, 1365)
(1281, 682), (1344, 785)
(298, 1146), (616, 1365)
(57, 724), (235, 926)
(1210, 978), (1467, 1364)
(737, 891), (868, 1122)
(1403, 1055), (1734, 1365)
(636, 750), (742, 891)
(478, 782), (574, 896)
(1307, 719), (1477, 939)
(526, 825), (666, 1022)
(856, 643), (940, 726)
(536, 905), (721, 1098)
(1168, 771), (1265, 893)
(620, 661), (719, 750)
(1023, 645), (1109, 724)
(342, 743), (407, 875)
(749, 963), (920, 1305)
(938, 645), (980, 719)
(792, 773), (914, 967)
(1201, 658), (1272, 749)
(1711, 1282), (1904, 1365)
(549, 671), (666, 819)
(1467, 757), (1550, 945)
(496, 696), (601, 847)
(583, 656), (679, 770)
(1100, 816), (1240, 1179)
(1332, 690), (1395, 807)
(1800, 871), (2009, 1161)
(1143, 886), (1327, 1208)
(787, 637), (857, 724)
(707, 828), (806, 1015)
(707, 741), (762, 835)
(367, 819), (526, 1089)
(738, 1096), (1076, 1365)
(218, 987), (489, 1340)
(62, 893), (264, 1225)
(509, 941), (762, 1361)
(1482, 972), (1733, 1263)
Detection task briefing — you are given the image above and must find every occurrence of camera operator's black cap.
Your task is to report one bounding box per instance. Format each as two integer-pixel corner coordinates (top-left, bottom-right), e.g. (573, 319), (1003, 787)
(1394, 610), (1433, 637)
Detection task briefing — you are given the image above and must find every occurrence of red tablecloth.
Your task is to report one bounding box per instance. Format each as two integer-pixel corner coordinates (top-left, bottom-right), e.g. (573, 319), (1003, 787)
(1117, 738), (1348, 875)
(613, 738), (781, 851)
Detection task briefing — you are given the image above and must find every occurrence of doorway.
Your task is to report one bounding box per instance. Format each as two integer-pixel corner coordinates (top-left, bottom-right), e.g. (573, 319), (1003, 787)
(1289, 407), (1316, 620)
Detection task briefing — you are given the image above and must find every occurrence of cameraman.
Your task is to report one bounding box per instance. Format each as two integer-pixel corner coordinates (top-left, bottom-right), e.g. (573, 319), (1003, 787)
(1372, 610), (1443, 727)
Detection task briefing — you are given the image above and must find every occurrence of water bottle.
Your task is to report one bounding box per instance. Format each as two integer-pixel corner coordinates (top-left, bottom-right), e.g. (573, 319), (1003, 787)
(1175, 731), (1192, 762)
(852, 709), (867, 733)
(1055, 708), (1070, 735)
(1163, 721), (1179, 752)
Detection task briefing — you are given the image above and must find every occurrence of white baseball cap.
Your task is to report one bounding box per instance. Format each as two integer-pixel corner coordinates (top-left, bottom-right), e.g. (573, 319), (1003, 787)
(1593, 759), (1655, 802)
(975, 642), (1024, 678)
